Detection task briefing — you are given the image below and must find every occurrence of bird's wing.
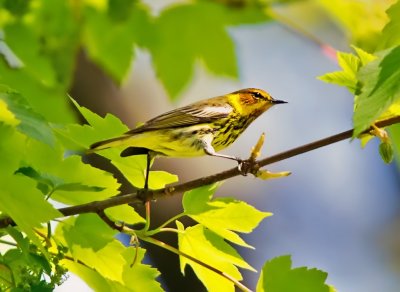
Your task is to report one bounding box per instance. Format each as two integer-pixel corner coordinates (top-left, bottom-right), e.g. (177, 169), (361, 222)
(126, 103), (233, 134)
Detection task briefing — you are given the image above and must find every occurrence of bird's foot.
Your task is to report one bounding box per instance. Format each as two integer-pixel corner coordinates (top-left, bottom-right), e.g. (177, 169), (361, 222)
(237, 159), (257, 176)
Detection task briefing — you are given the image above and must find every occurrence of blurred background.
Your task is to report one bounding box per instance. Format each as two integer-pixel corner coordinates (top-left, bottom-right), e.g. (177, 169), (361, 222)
(58, 0), (400, 291)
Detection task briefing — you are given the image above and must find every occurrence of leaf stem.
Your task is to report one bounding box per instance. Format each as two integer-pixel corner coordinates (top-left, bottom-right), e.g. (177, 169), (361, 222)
(154, 212), (186, 230)
(140, 236), (252, 292)
(143, 201), (151, 231)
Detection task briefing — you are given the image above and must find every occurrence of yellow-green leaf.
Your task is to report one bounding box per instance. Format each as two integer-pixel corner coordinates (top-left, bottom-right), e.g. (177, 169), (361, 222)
(183, 183), (271, 248)
(256, 255), (331, 292)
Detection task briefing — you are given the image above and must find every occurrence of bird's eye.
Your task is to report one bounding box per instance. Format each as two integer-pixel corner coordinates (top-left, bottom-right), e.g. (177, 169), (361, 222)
(252, 92), (263, 99)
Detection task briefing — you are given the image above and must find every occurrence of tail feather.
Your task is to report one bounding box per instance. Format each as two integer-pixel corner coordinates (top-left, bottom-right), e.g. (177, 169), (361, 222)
(89, 135), (129, 151)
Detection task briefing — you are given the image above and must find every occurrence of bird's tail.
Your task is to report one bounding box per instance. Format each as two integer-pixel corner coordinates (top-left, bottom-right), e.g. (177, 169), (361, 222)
(88, 135), (130, 153)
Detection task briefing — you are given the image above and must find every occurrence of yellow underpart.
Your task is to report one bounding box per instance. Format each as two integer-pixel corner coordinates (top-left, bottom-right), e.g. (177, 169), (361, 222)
(100, 124), (215, 157)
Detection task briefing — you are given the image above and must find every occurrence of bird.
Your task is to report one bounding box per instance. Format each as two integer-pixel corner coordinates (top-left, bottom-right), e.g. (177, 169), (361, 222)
(89, 88), (287, 188)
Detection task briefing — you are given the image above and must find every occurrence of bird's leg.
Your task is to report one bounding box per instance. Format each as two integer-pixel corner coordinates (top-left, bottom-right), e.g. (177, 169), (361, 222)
(201, 137), (250, 175)
(144, 152), (151, 231)
(144, 151), (151, 190)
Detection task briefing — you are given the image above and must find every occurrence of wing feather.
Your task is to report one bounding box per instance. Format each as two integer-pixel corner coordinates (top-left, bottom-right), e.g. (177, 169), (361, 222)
(126, 102), (233, 134)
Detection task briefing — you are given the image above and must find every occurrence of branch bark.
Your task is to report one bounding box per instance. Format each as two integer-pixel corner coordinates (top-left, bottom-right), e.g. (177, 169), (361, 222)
(1, 116), (400, 228)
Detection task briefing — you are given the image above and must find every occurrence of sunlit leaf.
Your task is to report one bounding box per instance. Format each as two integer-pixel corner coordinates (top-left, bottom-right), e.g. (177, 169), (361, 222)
(63, 247), (162, 292)
(105, 205), (145, 225)
(112, 156), (178, 189)
(0, 98), (19, 126)
(0, 126), (61, 249)
(354, 46), (400, 136)
(56, 98), (128, 150)
(177, 221), (243, 292)
(256, 255), (331, 292)
(24, 139), (120, 205)
(183, 183), (271, 248)
(57, 215), (125, 283)
(318, 48), (375, 94)
(377, 0), (400, 50)
(318, 0), (390, 50)
(1, 91), (55, 146)
(61, 99), (177, 189)
(62, 214), (117, 251)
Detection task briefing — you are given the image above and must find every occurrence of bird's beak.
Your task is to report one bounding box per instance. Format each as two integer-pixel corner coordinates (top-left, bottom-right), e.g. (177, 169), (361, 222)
(272, 99), (288, 104)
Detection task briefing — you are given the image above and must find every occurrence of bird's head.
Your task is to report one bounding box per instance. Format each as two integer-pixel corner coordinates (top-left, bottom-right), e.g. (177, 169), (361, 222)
(228, 88), (287, 116)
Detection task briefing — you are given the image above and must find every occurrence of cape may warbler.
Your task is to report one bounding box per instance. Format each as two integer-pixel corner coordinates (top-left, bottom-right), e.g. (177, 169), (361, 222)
(90, 88), (286, 168)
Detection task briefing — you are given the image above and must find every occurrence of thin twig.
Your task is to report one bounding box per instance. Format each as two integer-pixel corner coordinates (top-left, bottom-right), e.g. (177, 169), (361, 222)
(140, 236), (252, 292)
(1, 116), (399, 228)
(96, 212), (251, 291)
(97, 210), (123, 232)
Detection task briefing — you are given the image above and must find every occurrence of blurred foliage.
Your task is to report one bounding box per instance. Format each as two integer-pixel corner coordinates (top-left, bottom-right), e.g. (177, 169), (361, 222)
(0, 0), (270, 105)
(319, 0), (400, 163)
(0, 0), (399, 290)
(317, 0), (393, 51)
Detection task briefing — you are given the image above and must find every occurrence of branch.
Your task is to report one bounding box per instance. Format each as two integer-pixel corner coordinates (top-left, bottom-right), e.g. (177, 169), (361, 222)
(1, 116), (399, 228)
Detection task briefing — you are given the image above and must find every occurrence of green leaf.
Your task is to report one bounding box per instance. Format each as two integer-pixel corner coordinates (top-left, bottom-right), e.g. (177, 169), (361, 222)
(111, 156), (178, 189)
(63, 247), (162, 292)
(177, 221), (251, 292)
(119, 247), (162, 292)
(108, 0), (136, 22)
(57, 216), (161, 290)
(354, 46), (400, 136)
(318, 48), (375, 94)
(318, 51), (359, 91)
(15, 166), (56, 193)
(0, 97), (19, 126)
(23, 139), (120, 205)
(62, 214), (117, 251)
(83, 6), (136, 83)
(377, 0), (400, 50)
(0, 126), (61, 248)
(3, 0), (30, 17)
(1, 91), (55, 146)
(0, 19), (76, 123)
(16, 165), (106, 197)
(6, 227), (30, 254)
(105, 205), (145, 225)
(56, 98), (128, 150)
(318, 0), (388, 51)
(183, 183), (271, 248)
(1, 175), (61, 247)
(2, 249), (26, 285)
(63, 99), (178, 189)
(57, 215), (128, 283)
(256, 255), (331, 292)
(353, 46), (376, 65)
(150, 2), (269, 99)
(2, 22), (56, 87)
(3, 228), (52, 277)
(29, 0), (80, 88)
(54, 182), (105, 192)
(69, 239), (127, 283)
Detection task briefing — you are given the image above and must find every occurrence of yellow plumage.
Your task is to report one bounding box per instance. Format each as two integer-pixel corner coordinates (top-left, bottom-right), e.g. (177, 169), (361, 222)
(90, 88), (286, 161)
